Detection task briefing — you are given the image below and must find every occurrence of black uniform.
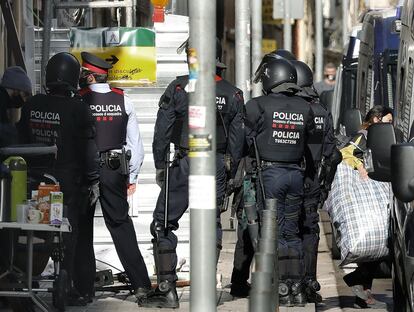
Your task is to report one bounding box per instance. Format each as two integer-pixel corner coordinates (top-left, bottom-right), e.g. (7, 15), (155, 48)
(145, 74), (244, 307)
(245, 87), (315, 302)
(80, 85), (151, 292)
(298, 87), (335, 284)
(18, 93), (97, 294)
(0, 87), (19, 148)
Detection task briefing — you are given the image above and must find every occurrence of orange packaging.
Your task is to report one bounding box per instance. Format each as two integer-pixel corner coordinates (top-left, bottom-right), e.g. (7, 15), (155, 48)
(37, 183), (60, 224)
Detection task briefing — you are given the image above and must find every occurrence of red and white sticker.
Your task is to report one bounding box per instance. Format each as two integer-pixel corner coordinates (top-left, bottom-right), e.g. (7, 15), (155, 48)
(189, 106), (206, 129)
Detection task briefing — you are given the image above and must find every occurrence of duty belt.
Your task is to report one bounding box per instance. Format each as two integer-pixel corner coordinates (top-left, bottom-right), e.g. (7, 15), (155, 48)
(261, 160), (301, 168)
(100, 147), (131, 175)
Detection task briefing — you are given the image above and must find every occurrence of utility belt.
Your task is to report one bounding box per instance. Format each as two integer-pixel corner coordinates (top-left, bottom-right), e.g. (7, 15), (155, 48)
(261, 160), (302, 169)
(100, 147), (131, 175)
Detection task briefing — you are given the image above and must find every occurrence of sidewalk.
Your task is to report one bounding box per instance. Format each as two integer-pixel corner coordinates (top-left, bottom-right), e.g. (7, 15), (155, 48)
(63, 210), (315, 312)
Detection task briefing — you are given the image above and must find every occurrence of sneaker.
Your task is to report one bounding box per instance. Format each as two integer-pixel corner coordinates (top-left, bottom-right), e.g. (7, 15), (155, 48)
(230, 282), (251, 298)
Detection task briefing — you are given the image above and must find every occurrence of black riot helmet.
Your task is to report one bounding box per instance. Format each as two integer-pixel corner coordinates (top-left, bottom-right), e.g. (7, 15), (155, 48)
(261, 58), (297, 92)
(253, 49), (297, 83)
(291, 60), (313, 88)
(46, 52), (80, 91)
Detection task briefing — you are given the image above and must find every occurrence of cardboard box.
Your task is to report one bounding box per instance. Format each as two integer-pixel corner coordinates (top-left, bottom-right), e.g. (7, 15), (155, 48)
(37, 183), (60, 224)
(50, 191), (63, 225)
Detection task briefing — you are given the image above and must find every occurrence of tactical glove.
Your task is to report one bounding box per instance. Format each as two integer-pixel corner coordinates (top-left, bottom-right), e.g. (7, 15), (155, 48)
(156, 168), (165, 187)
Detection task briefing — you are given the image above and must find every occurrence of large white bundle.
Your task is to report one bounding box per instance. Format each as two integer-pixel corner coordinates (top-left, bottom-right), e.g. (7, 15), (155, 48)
(324, 162), (390, 266)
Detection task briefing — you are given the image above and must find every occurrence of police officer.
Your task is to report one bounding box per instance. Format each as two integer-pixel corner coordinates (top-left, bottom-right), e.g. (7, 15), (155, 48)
(18, 52), (98, 305)
(0, 66), (32, 147)
(292, 60), (336, 302)
(140, 39), (245, 309)
(78, 52), (151, 300)
(230, 49), (297, 298)
(245, 58), (315, 305)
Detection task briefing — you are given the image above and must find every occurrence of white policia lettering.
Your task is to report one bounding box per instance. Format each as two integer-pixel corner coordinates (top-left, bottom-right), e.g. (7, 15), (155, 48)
(273, 112), (304, 121)
(32, 128), (59, 137)
(90, 105), (122, 113)
(216, 97), (227, 105)
(30, 111), (60, 121)
(314, 116), (324, 124)
(272, 131), (300, 139)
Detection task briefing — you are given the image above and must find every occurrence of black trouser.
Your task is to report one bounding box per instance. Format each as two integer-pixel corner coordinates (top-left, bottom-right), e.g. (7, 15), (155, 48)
(302, 174), (320, 281)
(230, 188), (255, 287)
(151, 154), (226, 283)
(73, 189), (96, 297)
(54, 170), (83, 291)
(262, 164), (304, 283)
(97, 165), (150, 289)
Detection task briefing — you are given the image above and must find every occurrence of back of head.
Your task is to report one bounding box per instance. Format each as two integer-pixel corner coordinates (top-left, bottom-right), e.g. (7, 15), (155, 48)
(46, 52), (80, 92)
(292, 61), (313, 88)
(0, 66), (32, 94)
(261, 58), (297, 93)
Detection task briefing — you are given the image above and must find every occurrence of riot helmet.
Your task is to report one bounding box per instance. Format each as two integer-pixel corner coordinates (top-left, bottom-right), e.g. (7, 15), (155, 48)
(253, 49), (297, 83)
(291, 60), (313, 88)
(261, 58), (297, 93)
(46, 52), (80, 91)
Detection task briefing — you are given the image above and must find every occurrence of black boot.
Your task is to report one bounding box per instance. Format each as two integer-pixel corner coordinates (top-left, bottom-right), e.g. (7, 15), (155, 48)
(230, 282), (251, 298)
(291, 281), (306, 306)
(138, 281), (179, 309)
(304, 278), (322, 303)
(279, 280), (293, 307)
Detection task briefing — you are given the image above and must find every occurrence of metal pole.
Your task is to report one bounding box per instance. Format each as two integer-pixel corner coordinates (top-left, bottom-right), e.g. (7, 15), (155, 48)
(126, 5), (133, 27)
(315, 0), (323, 82)
(251, 0), (262, 98)
(283, 0), (291, 51)
(188, 0), (217, 310)
(40, 0), (53, 91)
(342, 0), (349, 47)
(235, 0), (251, 101)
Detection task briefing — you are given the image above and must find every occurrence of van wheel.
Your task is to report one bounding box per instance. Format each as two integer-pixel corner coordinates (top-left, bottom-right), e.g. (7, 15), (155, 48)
(392, 262), (408, 311)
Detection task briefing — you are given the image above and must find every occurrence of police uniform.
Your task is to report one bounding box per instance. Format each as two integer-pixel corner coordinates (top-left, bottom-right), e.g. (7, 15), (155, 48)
(245, 58), (315, 305)
(17, 53), (98, 304)
(298, 86), (335, 299)
(79, 52), (151, 294)
(141, 73), (244, 308)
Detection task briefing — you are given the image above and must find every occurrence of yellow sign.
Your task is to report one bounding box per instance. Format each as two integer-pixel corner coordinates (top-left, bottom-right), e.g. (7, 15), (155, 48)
(262, 39), (277, 55)
(71, 46), (156, 87)
(70, 27), (157, 87)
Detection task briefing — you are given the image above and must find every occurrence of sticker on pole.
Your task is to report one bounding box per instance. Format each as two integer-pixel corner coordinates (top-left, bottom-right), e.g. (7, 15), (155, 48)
(189, 106), (206, 129)
(188, 134), (212, 158)
(189, 175), (216, 210)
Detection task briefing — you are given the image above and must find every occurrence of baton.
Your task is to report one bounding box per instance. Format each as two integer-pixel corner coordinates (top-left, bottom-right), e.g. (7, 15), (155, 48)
(164, 148), (170, 236)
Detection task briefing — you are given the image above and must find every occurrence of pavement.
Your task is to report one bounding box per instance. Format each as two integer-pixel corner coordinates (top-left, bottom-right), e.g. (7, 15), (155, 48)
(0, 209), (394, 311)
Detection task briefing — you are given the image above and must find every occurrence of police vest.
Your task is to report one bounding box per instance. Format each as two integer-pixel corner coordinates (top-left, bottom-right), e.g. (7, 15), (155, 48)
(19, 94), (90, 171)
(307, 99), (328, 162)
(216, 78), (242, 153)
(169, 76), (189, 149)
(255, 93), (312, 163)
(81, 87), (128, 152)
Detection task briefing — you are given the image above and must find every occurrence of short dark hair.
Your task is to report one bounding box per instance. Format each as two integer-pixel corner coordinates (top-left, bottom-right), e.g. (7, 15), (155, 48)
(362, 105), (394, 129)
(93, 73), (108, 83)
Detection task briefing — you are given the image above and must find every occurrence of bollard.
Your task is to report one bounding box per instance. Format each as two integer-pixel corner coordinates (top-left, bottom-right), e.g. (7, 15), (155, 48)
(249, 271), (273, 311)
(255, 252), (275, 274)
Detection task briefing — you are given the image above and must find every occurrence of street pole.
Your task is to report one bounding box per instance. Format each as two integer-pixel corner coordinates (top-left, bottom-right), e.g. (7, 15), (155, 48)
(40, 0), (53, 91)
(342, 0), (349, 47)
(235, 0), (251, 101)
(283, 0), (291, 51)
(188, 0), (217, 311)
(251, 0), (263, 98)
(315, 0), (323, 82)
